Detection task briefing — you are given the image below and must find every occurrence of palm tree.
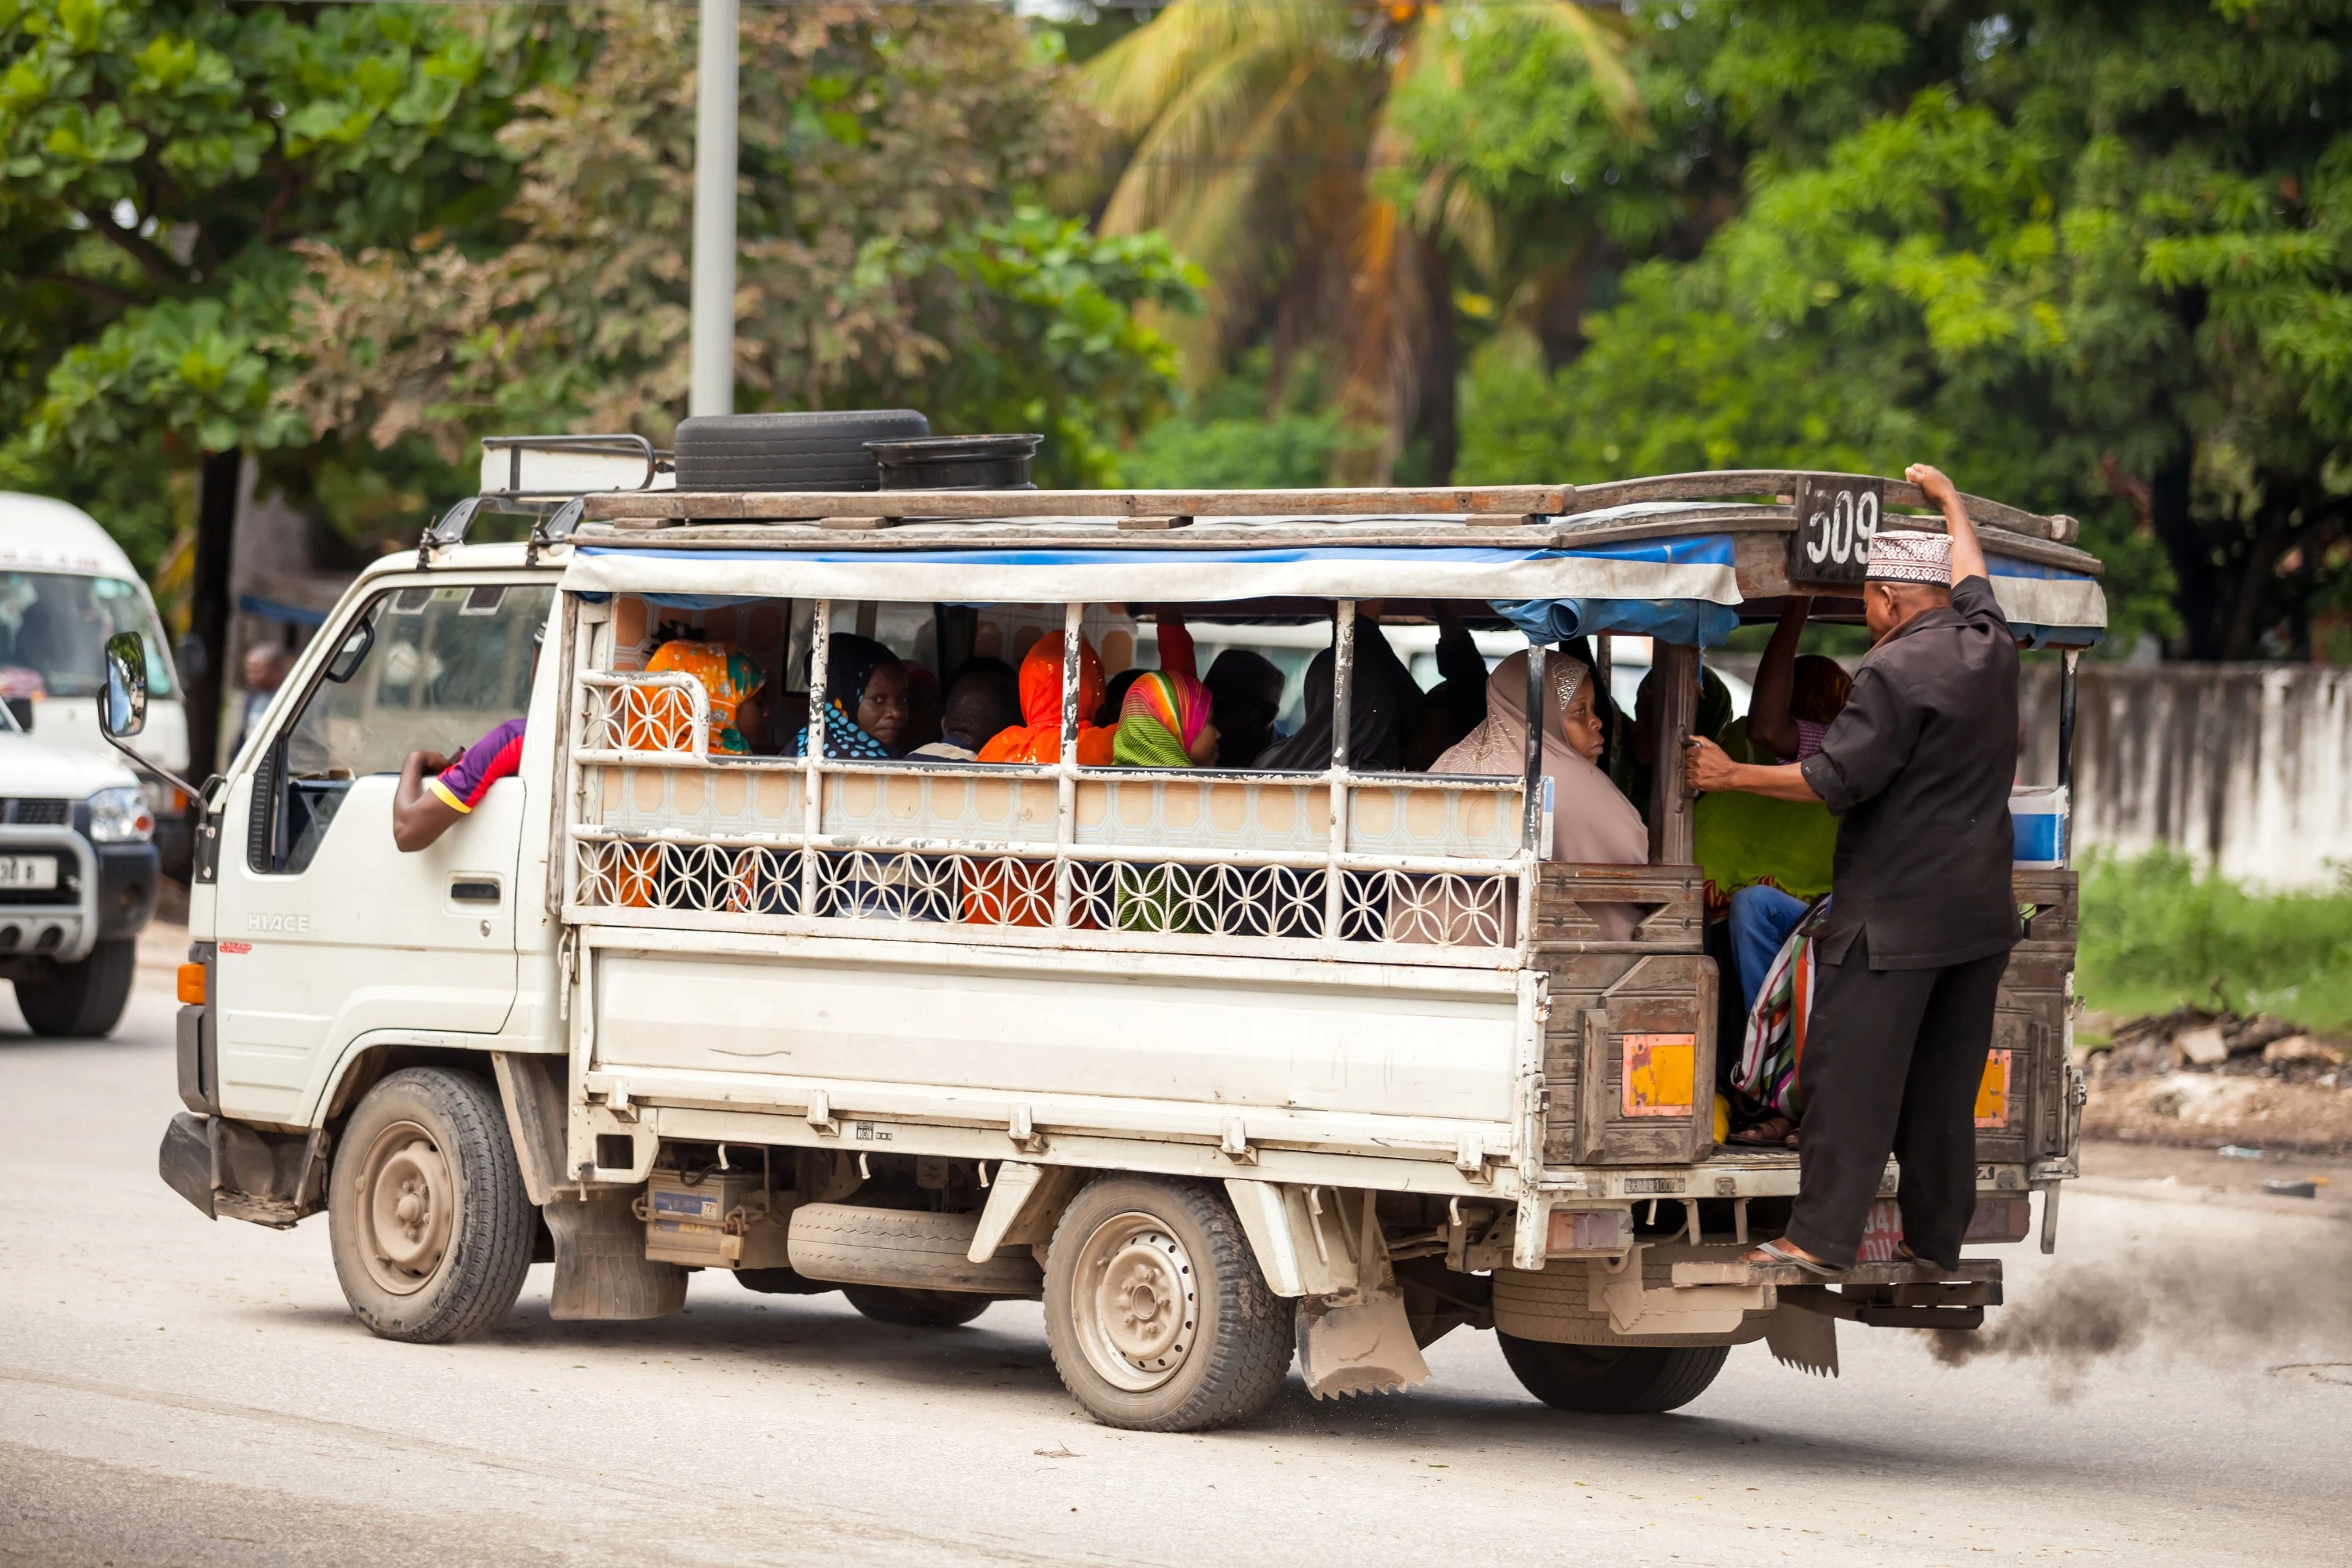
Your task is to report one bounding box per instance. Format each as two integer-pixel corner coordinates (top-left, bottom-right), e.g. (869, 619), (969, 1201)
(1081, 0), (1636, 482)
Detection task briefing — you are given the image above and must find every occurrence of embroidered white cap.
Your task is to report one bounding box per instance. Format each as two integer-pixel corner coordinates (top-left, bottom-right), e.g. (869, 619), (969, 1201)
(1864, 528), (1952, 585)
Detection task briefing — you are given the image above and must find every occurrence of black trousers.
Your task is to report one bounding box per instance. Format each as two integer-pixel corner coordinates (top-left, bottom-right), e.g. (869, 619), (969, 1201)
(1784, 935), (2011, 1270)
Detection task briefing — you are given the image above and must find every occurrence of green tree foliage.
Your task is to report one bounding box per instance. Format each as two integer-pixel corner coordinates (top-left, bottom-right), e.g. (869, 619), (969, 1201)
(285, 2), (1200, 490)
(1115, 344), (1359, 488)
(1, 0), (546, 469)
(1076, 0), (1635, 481)
(1397, 0), (2352, 659)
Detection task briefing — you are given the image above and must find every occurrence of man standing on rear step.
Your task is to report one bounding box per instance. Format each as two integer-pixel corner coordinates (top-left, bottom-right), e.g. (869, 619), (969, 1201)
(1684, 464), (2020, 1274)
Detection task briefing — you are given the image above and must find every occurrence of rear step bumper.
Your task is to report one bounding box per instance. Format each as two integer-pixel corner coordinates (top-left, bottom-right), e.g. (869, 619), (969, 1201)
(1672, 1257), (2001, 1330)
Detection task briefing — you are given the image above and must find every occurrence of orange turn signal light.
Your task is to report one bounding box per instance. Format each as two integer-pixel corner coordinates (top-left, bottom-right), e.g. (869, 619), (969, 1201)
(176, 963), (205, 1006)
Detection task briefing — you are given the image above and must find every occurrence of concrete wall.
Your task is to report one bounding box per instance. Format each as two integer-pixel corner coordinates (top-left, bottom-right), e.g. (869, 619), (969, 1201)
(2020, 663), (2352, 889)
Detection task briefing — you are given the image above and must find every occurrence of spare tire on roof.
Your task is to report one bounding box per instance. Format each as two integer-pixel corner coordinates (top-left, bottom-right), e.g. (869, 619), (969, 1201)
(673, 409), (929, 492)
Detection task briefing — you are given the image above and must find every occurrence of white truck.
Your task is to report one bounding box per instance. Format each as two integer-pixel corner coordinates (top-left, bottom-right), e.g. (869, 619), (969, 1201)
(125, 426), (2102, 1430)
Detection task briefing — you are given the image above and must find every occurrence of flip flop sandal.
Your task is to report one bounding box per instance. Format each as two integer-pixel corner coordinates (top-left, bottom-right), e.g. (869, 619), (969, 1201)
(1728, 1114), (1795, 1146)
(1747, 1237), (1842, 1278)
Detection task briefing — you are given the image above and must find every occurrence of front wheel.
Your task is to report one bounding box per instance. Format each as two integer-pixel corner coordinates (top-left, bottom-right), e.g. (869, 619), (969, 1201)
(1043, 1177), (1294, 1432)
(15, 938), (136, 1037)
(327, 1067), (533, 1344)
(1497, 1334), (1727, 1414)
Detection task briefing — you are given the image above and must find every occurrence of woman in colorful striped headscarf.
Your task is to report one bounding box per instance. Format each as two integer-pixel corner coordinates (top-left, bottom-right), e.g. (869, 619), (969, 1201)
(1107, 670), (1222, 931)
(1111, 670), (1219, 769)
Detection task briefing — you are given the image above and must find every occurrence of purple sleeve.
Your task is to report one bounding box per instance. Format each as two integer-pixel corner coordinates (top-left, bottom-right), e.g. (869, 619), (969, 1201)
(430, 718), (528, 813)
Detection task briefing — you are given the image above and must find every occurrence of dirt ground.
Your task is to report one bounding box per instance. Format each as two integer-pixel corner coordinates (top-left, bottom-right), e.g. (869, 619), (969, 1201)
(2079, 1006), (2352, 1157)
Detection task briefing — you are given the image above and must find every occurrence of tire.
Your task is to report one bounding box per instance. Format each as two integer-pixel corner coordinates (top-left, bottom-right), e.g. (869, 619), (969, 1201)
(673, 409), (929, 492)
(786, 1202), (1043, 1295)
(1497, 1334), (1728, 1414)
(327, 1067), (533, 1344)
(1043, 1177), (1294, 1432)
(15, 938), (136, 1037)
(843, 1285), (993, 1329)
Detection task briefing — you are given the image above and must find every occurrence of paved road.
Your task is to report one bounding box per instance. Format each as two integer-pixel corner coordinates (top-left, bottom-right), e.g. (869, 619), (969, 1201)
(4, 957), (2350, 1567)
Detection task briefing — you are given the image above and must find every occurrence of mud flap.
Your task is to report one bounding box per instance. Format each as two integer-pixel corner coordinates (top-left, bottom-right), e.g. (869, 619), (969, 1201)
(158, 1112), (216, 1220)
(1294, 1192), (1430, 1399)
(1764, 1307), (1839, 1377)
(1297, 1288), (1431, 1399)
(546, 1188), (686, 1320)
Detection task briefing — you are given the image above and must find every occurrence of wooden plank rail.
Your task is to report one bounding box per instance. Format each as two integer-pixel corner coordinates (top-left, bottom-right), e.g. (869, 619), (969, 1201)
(568, 478), (2103, 576)
(582, 485), (1573, 522)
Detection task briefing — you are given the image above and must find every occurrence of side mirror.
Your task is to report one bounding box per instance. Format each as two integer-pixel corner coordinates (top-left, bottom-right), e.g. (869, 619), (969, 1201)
(101, 631), (147, 739)
(95, 630), (205, 804)
(324, 618), (375, 684)
(3, 696), (31, 733)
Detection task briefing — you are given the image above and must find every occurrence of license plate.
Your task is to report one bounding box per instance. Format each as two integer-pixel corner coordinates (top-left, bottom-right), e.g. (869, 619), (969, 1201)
(0, 855), (56, 890)
(1787, 475), (1886, 584)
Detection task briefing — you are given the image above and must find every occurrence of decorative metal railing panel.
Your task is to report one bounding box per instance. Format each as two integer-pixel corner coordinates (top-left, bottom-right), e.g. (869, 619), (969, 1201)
(560, 598), (1537, 963)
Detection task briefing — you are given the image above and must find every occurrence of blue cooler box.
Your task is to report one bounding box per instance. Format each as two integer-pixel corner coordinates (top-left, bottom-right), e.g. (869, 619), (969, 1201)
(2011, 785), (2068, 868)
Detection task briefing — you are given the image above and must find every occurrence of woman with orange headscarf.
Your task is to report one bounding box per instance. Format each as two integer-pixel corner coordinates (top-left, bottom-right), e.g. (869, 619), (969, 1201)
(976, 633), (1116, 765)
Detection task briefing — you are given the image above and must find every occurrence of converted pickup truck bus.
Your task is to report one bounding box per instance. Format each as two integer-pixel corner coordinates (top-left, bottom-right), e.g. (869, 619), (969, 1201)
(118, 425), (2101, 1432)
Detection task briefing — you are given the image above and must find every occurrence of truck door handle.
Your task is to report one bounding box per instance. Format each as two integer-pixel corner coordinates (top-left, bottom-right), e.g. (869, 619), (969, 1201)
(450, 877), (503, 904)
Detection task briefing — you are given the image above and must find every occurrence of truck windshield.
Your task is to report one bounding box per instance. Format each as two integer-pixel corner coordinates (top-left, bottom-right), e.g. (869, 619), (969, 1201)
(0, 572), (175, 699)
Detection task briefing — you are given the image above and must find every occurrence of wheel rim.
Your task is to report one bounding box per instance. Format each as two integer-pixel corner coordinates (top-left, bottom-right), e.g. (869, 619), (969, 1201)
(1069, 1210), (1199, 1393)
(354, 1120), (456, 1296)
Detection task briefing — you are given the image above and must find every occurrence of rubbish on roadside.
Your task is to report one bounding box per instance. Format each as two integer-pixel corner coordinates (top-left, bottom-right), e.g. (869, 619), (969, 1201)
(2145, 1075), (2260, 1122)
(2218, 1145), (2266, 1160)
(2263, 1035), (2345, 1066)
(2176, 1025), (2230, 1065)
(2261, 1179), (2319, 1200)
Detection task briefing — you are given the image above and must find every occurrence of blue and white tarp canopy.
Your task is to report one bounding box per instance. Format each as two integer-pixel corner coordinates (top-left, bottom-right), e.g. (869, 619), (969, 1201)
(1986, 556), (2109, 648)
(562, 529), (2107, 646)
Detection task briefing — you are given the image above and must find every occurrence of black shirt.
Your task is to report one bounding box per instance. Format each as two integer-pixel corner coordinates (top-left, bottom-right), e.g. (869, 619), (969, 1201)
(1798, 575), (2020, 969)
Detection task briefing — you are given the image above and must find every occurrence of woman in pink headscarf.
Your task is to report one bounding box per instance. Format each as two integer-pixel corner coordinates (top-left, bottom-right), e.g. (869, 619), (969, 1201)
(1423, 648), (1649, 941)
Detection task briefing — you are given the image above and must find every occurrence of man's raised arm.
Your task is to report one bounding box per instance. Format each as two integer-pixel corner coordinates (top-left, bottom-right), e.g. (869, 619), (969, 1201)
(1904, 463), (1987, 583)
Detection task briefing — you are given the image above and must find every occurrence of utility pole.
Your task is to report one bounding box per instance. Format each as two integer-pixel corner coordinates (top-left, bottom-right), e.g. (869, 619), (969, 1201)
(689, 0), (739, 418)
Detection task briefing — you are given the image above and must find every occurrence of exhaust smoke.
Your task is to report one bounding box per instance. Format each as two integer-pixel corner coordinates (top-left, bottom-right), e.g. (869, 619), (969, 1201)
(1924, 1251), (2349, 1375)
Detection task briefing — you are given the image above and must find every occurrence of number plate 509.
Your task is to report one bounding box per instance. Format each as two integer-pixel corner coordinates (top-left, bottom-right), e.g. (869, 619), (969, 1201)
(1788, 476), (1885, 585)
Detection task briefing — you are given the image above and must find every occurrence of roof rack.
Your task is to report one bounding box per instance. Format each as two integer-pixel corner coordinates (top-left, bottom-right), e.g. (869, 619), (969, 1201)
(481, 434), (673, 502)
(573, 469), (2077, 545)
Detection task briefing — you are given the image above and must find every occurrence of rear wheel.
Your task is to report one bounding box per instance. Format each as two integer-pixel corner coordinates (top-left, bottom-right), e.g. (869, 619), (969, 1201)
(1497, 1334), (1728, 1414)
(15, 938), (136, 1037)
(1043, 1177), (1294, 1432)
(327, 1067), (532, 1344)
(843, 1285), (993, 1329)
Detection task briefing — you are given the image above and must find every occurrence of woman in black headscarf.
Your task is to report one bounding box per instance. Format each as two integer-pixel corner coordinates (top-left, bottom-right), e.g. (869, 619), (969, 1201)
(1255, 608), (1420, 772)
(793, 633), (909, 759)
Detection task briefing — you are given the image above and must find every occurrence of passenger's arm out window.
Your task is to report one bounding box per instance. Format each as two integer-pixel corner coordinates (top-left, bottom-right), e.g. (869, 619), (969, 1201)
(252, 583), (553, 875)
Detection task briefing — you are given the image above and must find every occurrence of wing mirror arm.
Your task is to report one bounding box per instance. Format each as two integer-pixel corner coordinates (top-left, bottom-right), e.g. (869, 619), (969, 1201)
(96, 630), (209, 804)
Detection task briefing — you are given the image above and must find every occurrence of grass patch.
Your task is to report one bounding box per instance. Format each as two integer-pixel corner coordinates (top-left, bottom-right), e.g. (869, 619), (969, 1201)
(2077, 849), (2352, 1031)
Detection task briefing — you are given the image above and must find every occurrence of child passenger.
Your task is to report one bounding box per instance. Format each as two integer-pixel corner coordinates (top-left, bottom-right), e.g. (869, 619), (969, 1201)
(909, 662), (1021, 762)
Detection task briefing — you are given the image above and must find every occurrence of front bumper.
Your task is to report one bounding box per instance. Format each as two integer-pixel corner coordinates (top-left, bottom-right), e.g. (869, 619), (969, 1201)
(0, 827), (99, 963)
